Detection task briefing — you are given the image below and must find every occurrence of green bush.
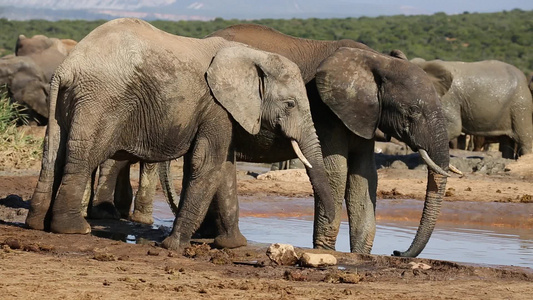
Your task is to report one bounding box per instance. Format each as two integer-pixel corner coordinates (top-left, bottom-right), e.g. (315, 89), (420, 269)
(0, 88), (43, 170)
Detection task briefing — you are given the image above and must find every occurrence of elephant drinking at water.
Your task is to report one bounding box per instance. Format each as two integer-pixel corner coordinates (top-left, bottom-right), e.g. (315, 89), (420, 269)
(25, 18), (336, 251)
(205, 24), (452, 257)
(103, 24), (452, 258)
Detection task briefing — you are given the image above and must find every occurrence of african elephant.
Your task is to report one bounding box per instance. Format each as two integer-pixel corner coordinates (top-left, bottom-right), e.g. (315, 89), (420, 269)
(15, 34), (76, 82)
(83, 24), (452, 257)
(411, 58), (533, 159)
(25, 18), (336, 251)
(201, 24), (451, 258)
(0, 55), (49, 122)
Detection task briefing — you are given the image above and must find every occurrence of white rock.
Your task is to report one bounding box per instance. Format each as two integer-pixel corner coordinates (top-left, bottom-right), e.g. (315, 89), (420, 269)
(266, 243), (299, 266)
(299, 253), (337, 268)
(408, 262), (432, 270)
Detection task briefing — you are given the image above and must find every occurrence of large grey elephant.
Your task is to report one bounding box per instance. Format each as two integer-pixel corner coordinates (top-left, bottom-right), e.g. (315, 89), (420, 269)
(203, 24), (451, 258)
(0, 55), (49, 122)
(83, 24), (453, 257)
(411, 58), (533, 159)
(25, 18), (336, 251)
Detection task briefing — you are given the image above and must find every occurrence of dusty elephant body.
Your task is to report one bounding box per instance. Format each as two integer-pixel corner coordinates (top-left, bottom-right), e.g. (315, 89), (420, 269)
(26, 18), (336, 251)
(109, 24), (450, 257)
(0, 55), (49, 121)
(411, 58), (533, 159)
(205, 24), (450, 257)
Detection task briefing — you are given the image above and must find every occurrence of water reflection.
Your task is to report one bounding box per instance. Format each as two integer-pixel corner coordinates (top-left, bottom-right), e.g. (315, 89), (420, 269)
(148, 195), (532, 268)
(238, 217), (533, 268)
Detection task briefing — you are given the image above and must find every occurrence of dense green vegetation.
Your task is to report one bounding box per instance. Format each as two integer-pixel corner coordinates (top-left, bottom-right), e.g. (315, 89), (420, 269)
(0, 9), (531, 75)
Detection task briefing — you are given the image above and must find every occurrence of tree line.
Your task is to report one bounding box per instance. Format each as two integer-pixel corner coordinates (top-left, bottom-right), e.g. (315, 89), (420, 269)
(0, 9), (531, 75)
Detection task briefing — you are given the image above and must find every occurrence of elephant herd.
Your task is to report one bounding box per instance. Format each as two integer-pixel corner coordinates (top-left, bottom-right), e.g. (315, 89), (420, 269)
(2, 18), (532, 258)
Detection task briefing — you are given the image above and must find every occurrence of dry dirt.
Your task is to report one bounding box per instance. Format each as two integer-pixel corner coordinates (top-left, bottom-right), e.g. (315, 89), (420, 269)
(1, 133), (533, 299)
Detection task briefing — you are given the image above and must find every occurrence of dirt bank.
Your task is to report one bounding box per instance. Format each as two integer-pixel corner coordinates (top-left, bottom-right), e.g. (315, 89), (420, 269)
(1, 147), (532, 299)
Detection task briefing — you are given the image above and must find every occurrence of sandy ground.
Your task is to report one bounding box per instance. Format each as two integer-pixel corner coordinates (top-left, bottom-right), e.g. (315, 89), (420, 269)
(1, 136), (533, 299)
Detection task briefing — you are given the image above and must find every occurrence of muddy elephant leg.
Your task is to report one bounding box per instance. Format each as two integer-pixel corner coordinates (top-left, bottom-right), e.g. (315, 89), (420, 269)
(499, 136), (517, 159)
(26, 123), (66, 230)
(130, 162), (158, 224)
(89, 159), (128, 220)
(81, 169), (97, 217)
(113, 161), (134, 218)
(313, 125), (348, 250)
(211, 160), (247, 249)
(50, 142), (103, 233)
(345, 138), (377, 254)
(161, 136), (229, 251)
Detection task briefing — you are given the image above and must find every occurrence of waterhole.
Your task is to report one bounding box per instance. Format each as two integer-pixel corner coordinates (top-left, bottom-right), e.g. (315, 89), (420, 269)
(148, 195), (533, 268)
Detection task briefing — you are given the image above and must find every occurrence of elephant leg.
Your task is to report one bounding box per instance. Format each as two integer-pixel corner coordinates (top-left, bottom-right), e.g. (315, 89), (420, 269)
(81, 168), (97, 217)
(345, 138), (377, 254)
(131, 162), (158, 224)
(26, 123), (66, 230)
(211, 160), (247, 249)
(89, 159), (128, 220)
(161, 135), (230, 251)
(50, 160), (97, 234)
(312, 125), (348, 250)
(499, 136), (517, 159)
(114, 161), (134, 218)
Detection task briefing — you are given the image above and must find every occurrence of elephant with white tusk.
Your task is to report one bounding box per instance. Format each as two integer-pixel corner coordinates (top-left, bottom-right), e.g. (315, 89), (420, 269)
(25, 18), (336, 251)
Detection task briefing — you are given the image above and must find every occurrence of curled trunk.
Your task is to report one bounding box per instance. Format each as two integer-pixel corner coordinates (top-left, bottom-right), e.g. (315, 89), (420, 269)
(393, 119), (450, 257)
(393, 171), (447, 257)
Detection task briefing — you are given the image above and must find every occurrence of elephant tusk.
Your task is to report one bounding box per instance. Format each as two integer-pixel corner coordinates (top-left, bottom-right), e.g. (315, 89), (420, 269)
(448, 164), (464, 176)
(291, 140), (313, 169)
(419, 149), (450, 177)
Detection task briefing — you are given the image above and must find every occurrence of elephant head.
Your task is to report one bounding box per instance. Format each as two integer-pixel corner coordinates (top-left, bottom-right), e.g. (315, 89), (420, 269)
(206, 46), (336, 222)
(15, 34), (73, 82)
(0, 55), (49, 121)
(315, 47), (450, 257)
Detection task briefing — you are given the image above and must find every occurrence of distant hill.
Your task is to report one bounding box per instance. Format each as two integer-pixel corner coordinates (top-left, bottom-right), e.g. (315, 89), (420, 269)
(0, 0), (518, 21)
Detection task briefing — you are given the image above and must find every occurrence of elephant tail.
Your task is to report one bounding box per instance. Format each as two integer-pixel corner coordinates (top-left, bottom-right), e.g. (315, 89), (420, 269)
(25, 68), (67, 230)
(158, 161), (180, 215)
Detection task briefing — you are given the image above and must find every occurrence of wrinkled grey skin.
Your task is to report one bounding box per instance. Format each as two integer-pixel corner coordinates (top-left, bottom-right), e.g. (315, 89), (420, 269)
(0, 55), (49, 122)
(411, 58), (533, 159)
(204, 25), (450, 257)
(25, 18), (335, 251)
(87, 24), (451, 257)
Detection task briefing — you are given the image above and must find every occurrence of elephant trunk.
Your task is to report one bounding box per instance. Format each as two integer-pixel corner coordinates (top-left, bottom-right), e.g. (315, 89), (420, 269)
(393, 119), (449, 257)
(294, 120), (336, 223)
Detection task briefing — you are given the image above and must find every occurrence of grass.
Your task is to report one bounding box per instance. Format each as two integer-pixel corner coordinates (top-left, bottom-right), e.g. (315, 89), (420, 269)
(0, 87), (44, 170)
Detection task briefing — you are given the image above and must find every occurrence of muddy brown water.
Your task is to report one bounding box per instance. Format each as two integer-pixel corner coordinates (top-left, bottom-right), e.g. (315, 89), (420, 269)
(149, 195), (533, 269)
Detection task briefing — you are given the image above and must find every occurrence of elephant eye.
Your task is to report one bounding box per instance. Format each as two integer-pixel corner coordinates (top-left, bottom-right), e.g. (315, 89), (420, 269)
(285, 100), (296, 109)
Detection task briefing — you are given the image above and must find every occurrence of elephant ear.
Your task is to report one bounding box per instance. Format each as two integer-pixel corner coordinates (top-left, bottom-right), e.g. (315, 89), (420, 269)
(417, 61), (453, 97)
(206, 46), (265, 135)
(315, 47), (380, 140)
(389, 49), (408, 60)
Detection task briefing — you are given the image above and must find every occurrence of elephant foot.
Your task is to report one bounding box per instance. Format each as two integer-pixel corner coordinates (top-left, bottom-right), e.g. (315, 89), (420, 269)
(50, 213), (91, 234)
(25, 211), (47, 230)
(89, 202), (121, 220)
(313, 235), (337, 251)
(213, 231), (247, 249)
(130, 210), (154, 225)
(161, 234), (190, 251)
